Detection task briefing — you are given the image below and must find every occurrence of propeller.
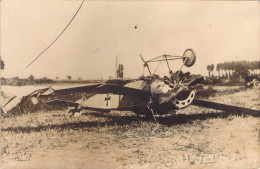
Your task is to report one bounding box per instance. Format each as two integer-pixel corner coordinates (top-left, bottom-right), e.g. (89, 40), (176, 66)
(140, 54), (152, 76)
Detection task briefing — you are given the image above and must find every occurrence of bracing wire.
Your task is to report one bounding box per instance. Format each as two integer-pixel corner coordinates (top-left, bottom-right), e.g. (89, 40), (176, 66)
(152, 61), (162, 75)
(25, 0), (85, 68)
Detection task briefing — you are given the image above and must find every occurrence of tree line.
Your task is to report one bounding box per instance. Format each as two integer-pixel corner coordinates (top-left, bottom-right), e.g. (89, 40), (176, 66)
(1, 76), (54, 86)
(207, 61), (260, 79)
(1, 75), (105, 86)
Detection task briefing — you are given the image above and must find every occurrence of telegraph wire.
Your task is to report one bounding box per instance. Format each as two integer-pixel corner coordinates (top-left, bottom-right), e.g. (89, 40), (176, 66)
(25, 0), (85, 69)
(6, 0), (85, 85)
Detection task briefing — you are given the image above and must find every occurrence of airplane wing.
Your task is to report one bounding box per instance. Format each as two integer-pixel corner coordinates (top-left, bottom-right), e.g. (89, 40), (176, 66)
(2, 83), (151, 114)
(46, 100), (80, 107)
(46, 99), (147, 112)
(41, 84), (150, 99)
(192, 99), (260, 115)
(46, 84), (151, 111)
(94, 84), (150, 96)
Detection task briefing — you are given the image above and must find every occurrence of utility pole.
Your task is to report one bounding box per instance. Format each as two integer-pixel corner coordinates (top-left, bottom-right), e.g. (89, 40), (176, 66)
(115, 55), (118, 78)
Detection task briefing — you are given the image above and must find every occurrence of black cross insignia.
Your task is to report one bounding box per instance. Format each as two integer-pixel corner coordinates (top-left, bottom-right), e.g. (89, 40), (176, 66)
(104, 93), (111, 106)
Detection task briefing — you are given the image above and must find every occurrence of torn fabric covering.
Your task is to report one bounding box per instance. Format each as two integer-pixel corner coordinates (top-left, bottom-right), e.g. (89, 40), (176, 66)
(1, 86), (53, 113)
(0, 84), (98, 114)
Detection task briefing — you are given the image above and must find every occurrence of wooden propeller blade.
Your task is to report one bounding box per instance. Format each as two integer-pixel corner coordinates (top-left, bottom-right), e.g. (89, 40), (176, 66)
(140, 54), (151, 75)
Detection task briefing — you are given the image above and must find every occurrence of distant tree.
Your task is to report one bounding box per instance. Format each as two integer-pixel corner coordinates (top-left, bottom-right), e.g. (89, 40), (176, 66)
(78, 77), (82, 80)
(226, 62), (231, 78)
(41, 77), (47, 83)
(210, 64), (214, 78)
(207, 65), (211, 78)
(1, 77), (6, 85)
(67, 76), (72, 80)
(13, 76), (21, 86)
(208, 60), (260, 80)
(222, 62), (228, 79)
(28, 75), (35, 81)
(14, 76), (20, 81)
(56, 77), (59, 80)
(207, 64), (214, 78)
(1, 58), (4, 69)
(216, 64), (220, 79)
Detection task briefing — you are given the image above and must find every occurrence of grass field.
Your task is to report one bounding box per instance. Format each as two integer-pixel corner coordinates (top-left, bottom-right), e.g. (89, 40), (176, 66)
(1, 86), (260, 169)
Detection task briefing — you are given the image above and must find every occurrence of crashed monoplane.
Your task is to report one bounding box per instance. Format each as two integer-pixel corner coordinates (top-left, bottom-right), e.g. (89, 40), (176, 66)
(1, 49), (259, 119)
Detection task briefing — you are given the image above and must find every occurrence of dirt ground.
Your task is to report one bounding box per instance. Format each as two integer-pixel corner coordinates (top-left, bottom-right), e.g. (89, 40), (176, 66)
(1, 86), (260, 169)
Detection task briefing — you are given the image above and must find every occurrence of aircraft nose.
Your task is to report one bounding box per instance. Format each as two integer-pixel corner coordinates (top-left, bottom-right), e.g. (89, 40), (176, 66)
(171, 89), (196, 109)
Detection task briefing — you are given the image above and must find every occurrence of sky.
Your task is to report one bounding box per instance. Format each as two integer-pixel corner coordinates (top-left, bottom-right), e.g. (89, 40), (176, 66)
(1, 0), (259, 80)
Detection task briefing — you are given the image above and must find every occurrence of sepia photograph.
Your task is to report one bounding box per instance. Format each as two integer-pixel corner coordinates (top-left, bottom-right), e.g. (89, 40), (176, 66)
(1, 0), (259, 168)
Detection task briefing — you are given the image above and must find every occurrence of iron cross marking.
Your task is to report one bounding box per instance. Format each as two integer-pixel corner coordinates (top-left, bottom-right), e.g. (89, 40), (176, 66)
(104, 94), (111, 106)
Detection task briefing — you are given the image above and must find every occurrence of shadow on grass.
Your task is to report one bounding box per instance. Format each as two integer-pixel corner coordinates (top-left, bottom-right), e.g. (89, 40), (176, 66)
(2, 110), (260, 133)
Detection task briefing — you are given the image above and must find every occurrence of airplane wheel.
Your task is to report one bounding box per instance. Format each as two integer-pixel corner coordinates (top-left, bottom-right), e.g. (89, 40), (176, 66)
(253, 80), (260, 89)
(183, 49), (196, 67)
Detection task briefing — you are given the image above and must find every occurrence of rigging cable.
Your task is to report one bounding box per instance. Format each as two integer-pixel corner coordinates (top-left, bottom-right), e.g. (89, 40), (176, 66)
(25, 0), (85, 68)
(152, 61), (162, 75)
